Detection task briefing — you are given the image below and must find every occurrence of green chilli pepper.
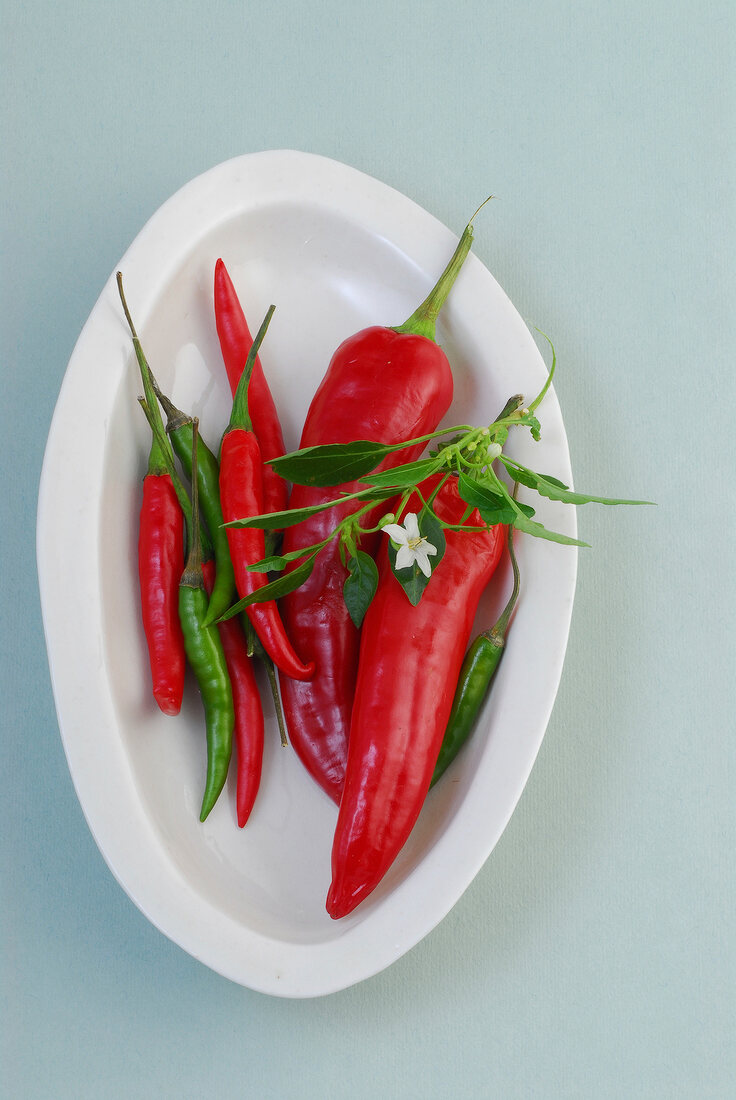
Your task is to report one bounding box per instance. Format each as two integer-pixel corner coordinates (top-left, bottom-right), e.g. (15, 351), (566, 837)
(179, 419), (234, 821)
(179, 583), (235, 820)
(431, 520), (520, 787)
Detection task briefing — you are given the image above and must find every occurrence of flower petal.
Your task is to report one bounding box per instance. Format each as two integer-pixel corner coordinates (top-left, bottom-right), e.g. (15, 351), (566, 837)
(403, 513), (420, 540)
(395, 544), (415, 571)
(382, 524), (409, 545)
(414, 546), (433, 577)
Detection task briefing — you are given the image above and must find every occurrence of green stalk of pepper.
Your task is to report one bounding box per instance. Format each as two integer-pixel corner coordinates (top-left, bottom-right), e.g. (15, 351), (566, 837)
(431, 518), (520, 786)
(160, 399), (237, 628)
(178, 418), (234, 821)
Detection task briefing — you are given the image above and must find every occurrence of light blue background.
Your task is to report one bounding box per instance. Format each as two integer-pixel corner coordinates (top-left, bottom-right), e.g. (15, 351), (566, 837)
(3, 2), (734, 1096)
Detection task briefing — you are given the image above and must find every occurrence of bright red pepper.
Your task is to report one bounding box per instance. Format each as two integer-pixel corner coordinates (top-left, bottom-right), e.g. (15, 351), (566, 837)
(202, 560), (264, 827)
(138, 468), (186, 716)
(326, 475), (505, 919)
(219, 306), (315, 682)
(220, 428), (314, 680)
(120, 269), (186, 717)
(214, 259), (288, 515)
(279, 224), (475, 803)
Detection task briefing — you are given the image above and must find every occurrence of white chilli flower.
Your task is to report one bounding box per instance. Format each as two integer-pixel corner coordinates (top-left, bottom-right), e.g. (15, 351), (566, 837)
(382, 512), (438, 578)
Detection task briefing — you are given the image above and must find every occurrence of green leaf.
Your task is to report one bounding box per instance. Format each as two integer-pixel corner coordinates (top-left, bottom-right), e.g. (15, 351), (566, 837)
(361, 456), (442, 489)
(388, 508), (446, 606)
(216, 552), (318, 621)
(343, 550), (379, 627)
(223, 484), (391, 531)
(536, 472), (569, 490)
(483, 472), (588, 546)
(223, 504), (319, 530)
(500, 456), (653, 506)
(269, 440), (391, 487)
(509, 510), (589, 547)
(246, 543), (326, 572)
(458, 472), (518, 525)
(526, 415), (542, 442)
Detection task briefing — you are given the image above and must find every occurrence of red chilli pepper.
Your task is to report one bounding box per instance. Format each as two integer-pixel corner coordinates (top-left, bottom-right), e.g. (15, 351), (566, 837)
(119, 269), (186, 716)
(326, 475), (505, 919)
(202, 560), (264, 827)
(279, 222), (475, 803)
(139, 471), (186, 715)
(136, 362), (187, 720)
(219, 306), (315, 682)
(214, 259), (288, 515)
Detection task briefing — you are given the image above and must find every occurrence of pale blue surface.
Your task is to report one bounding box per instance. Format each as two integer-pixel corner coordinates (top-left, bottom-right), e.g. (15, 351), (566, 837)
(3, 1), (734, 1096)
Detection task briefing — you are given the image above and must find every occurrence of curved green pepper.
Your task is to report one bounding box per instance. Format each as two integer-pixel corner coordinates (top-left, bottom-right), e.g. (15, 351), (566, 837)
(431, 520), (520, 787)
(177, 418), (234, 821)
(178, 579), (234, 821)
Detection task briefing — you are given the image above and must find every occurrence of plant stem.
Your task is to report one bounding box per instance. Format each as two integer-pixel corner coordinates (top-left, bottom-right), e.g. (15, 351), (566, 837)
(393, 224), (474, 341)
(489, 518), (520, 642)
(229, 305), (275, 432)
(180, 419), (204, 587)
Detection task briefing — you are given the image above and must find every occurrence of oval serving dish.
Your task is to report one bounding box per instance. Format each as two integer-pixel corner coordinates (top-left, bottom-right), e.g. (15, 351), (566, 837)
(37, 150), (576, 997)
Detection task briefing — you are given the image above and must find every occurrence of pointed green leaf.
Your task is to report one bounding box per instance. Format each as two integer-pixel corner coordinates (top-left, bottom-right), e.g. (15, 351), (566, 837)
(500, 456), (652, 506)
(268, 440), (391, 487)
(509, 510), (589, 547)
(361, 456), (443, 489)
(223, 501), (339, 530)
(485, 472), (588, 546)
(458, 472), (518, 525)
(216, 552), (318, 621)
(245, 542), (328, 572)
(223, 485), (391, 531)
(343, 550), (379, 627)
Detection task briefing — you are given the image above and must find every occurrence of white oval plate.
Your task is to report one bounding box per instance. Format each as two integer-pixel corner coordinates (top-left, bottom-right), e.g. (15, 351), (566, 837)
(37, 151), (576, 997)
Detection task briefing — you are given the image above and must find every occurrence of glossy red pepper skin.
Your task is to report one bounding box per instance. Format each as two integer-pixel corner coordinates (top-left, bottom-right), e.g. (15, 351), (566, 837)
(326, 476), (505, 919)
(219, 427), (315, 682)
(202, 560), (264, 827)
(214, 259), (288, 515)
(279, 326), (455, 803)
(138, 473), (186, 716)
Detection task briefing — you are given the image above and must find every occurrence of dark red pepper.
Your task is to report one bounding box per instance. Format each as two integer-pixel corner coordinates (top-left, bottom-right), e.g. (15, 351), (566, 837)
(214, 259), (288, 515)
(219, 306), (315, 682)
(202, 560), (264, 827)
(278, 224), (475, 803)
(326, 475), (505, 919)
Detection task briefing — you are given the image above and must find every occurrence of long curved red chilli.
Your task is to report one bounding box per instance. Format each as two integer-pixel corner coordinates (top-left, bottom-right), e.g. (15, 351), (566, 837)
(202, 560), (264, 827)
(326, 476), (505, 919)
(138, 473), (186, 716)
(213, 259), (288, 515)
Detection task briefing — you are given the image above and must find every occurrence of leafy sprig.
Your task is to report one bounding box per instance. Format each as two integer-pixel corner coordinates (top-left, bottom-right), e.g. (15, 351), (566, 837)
(220, 341), (652, 618)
